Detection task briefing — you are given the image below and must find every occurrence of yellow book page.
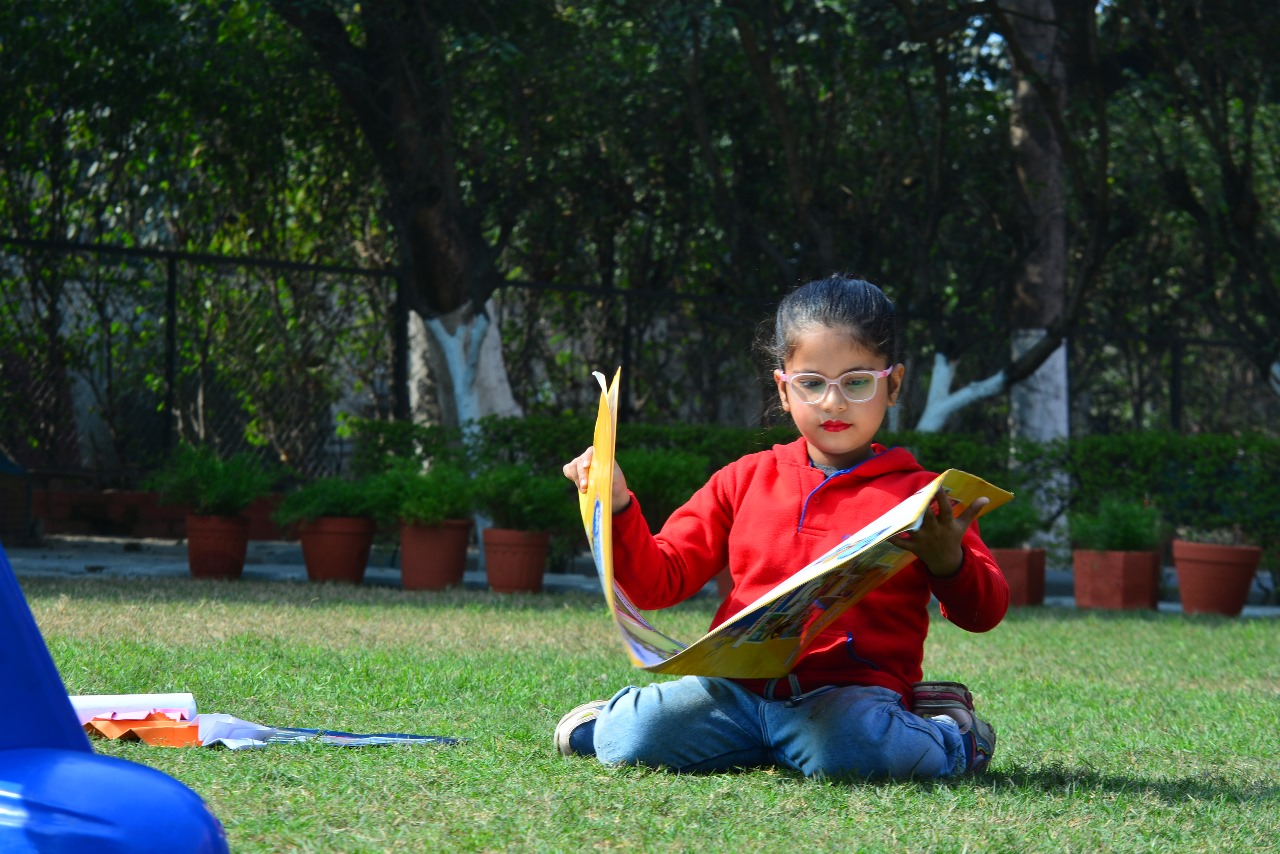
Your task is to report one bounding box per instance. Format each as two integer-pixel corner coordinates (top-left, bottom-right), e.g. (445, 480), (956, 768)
(577, 369), (686, 667)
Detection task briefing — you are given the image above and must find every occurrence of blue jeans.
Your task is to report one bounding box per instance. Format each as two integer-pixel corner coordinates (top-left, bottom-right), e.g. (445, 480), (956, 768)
(590, 676), (967, 780)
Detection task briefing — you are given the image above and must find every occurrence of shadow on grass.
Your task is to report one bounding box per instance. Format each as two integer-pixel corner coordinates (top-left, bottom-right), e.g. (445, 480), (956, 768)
(970, 764), (1277, 804)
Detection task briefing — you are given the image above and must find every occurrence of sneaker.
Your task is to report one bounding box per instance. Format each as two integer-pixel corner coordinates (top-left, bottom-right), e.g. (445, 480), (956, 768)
(911, 680), (976, 733)
(553, 699), (606, 757)
(912, 680), (996, 773)
(966, 714), (997, 774)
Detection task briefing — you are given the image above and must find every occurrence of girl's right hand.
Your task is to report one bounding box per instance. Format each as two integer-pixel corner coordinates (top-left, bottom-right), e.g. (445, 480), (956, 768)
(563, 446), (631, 511)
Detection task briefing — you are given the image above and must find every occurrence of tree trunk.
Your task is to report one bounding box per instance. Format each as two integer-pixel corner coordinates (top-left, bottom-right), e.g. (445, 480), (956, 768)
(270, 0), (520, 428)
(418, 302), (520, 427)
(1006, 0), (1069, 448)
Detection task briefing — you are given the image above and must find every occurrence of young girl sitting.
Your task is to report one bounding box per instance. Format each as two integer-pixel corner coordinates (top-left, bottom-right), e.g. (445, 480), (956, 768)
(557, 276), (1008, 780)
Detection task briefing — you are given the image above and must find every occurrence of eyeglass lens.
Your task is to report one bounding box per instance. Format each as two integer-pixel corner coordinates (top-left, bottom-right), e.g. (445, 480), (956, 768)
(788, 372), (879, 403)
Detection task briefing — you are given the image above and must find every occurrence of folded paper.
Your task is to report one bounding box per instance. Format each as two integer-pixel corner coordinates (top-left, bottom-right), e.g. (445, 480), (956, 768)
(71, 693), (459, 749)
(70, 692), (198, 726)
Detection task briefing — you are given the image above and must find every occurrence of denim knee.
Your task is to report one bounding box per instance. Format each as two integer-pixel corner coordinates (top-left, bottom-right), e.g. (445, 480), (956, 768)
(803, 724), (949, 781)
(769, 687), (957, 780)
(593, 692), (667, 766)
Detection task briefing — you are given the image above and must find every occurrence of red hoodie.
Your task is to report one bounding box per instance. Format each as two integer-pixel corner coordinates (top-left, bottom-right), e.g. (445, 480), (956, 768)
(611, 438), (1008, 699)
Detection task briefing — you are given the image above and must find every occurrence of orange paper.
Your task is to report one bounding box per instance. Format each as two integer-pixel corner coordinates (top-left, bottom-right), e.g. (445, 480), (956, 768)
(85, 712), (202, 748)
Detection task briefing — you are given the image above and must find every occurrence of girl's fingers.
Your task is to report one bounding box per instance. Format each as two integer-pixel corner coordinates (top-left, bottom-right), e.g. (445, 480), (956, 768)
(959, 496), (990, 527)
(563, 447), (595, 492)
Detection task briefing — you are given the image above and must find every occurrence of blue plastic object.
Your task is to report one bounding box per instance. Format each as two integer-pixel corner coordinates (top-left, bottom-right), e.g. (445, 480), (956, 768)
(0, 542), (229, 853)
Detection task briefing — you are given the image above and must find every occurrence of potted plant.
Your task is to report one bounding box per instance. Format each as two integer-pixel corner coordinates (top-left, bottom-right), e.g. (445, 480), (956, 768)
(1069, 496), (1164, 610)
(147, 444), (276, 580)
(978, 496), (1046, 607)
(381, 462), (476, 591)
(1170, 526), (1261, 617)
(475, 465), (577, 593)
(274, 476), (394, 584)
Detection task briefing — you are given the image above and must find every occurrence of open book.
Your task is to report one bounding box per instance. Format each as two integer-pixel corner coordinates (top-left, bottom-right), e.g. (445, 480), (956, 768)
(576, 368), (1014, 680)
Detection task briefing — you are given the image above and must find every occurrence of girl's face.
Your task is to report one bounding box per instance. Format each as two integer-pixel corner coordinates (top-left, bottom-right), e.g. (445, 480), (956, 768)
(773, 325), (903, 470)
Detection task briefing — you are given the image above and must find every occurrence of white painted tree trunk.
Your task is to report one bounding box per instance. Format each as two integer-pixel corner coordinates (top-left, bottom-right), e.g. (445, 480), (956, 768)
(1003, 0), (1070, 560)
(913, 353), (1006, 433)
(412, 299), (521, 428)
(1008, 330), (1069, 445)
(411, 299), (521, 553)
(1009, 329), (1070, 558)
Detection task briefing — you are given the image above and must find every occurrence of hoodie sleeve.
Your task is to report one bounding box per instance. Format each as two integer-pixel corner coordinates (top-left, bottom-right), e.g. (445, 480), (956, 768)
(610, 472), (735, 610)
(929, 526), (1009, 632)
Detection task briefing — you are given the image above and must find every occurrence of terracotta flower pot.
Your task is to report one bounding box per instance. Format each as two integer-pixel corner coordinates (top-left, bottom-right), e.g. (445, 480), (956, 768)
(399, 518), (473, 591)
(482, 528), (550, 593)
(298, 516), (376, 584)
(1172, 540), (1262, 617)
(184, 513), (250, 580)
(991, 547), (1046, 607)
(1073, 549), (1161, 610)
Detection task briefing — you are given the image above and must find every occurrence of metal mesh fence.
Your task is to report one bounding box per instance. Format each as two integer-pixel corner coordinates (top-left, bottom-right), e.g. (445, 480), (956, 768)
(494, 282), (772, 429)
(0, 239), (397, 482)
(2, 238), (1277, 489)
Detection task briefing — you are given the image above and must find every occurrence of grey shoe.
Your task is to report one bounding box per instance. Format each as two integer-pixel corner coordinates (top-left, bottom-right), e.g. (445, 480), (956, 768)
(912, 680), (996, 773)
(553, 700), (606, 757)
(911, 680), (976, 732)
(967, 714), (997, 774)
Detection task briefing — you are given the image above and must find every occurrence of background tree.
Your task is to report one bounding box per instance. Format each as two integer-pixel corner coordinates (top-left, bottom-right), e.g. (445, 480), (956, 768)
(266, 0), (541, 428)
(1121, 0), (1280, 398)
(5, 0), (1278, 482)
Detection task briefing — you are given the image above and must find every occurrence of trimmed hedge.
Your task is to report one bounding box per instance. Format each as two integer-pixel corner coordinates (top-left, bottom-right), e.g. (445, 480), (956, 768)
(347, 416), (1280, 571)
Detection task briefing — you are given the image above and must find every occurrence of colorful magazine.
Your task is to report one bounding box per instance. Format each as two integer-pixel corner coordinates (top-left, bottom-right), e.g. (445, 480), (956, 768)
(576, 368), (1013, 680)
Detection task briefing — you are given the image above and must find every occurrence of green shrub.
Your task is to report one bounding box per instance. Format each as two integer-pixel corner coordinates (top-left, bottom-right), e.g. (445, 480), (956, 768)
(979, 497), (1042, 549)
(379, 462), (476, 526)
(474, 465), (578, 532)
(345, 419), (468, 477)
(336, 418), (1280, 584)
(471, 414), (589, 471)
(888, 431), (1013, 483)
(1070, 496), (1163, 552)
(274, 476), (397, 526)
(616, 448), (710, 532)
(146, 444), (277, 516)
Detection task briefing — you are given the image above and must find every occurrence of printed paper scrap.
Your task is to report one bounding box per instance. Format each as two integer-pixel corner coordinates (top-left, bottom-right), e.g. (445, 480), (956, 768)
(71, 693), (461, 750)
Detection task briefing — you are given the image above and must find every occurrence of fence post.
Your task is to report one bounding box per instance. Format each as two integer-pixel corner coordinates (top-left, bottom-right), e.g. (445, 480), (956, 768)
(621, 291), (632, 419)
(393, 268), (410, 421)
(164, 253), (177, 454)
(1170, 338), (1184, 433)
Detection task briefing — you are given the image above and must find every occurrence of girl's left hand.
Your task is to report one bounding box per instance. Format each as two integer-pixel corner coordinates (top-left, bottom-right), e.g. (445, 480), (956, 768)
(894, 485), (989, 578)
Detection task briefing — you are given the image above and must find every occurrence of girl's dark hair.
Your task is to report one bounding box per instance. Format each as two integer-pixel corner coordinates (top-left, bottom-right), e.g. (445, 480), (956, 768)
(761, 275), (898, 367)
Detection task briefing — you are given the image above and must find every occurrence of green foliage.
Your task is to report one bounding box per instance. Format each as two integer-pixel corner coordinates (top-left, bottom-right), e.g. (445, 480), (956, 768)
(622, 422), (797, 472)
(1069, 496), (1164, 553)
(274, 476), (396, 526)
(615, 448), (710, 532)
(470, 414), (589, 472)
(1061, 432), (1280, 568)
(978, 497), (1043, 549)
(887, 431), (1015, 484)
(347, 419), (468, 478)
(457, 420), (1280, 569)
(474, 465), (578, 533)
(145, 443), (276, 516)
(375, 462), (475, 526)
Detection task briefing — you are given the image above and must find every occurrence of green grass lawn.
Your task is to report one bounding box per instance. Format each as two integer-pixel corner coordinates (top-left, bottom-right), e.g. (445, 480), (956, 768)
(22, 577), (1280, 853)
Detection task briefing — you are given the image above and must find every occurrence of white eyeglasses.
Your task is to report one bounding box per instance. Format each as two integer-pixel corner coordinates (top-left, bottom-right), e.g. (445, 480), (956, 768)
(778, 367), (895, 404)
